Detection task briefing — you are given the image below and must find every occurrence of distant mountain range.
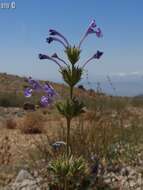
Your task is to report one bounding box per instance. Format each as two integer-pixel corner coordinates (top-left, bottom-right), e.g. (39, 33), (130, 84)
(81, 74), (143, 97)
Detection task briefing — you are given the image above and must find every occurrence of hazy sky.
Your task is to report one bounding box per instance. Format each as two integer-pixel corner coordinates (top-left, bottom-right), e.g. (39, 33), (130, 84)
(0, 0), (143, 82)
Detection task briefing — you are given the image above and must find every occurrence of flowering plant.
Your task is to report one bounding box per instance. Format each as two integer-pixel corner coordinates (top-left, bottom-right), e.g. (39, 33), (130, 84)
(24, 77), (57, 107)
(25, 19), (103, 157)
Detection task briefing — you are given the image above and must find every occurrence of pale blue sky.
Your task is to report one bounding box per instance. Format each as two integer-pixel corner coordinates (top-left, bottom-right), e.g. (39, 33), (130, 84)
(0, 0), (143, 82)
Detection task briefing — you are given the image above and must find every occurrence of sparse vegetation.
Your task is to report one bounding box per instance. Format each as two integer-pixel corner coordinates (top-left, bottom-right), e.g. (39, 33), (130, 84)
(1, 73), (143, 189)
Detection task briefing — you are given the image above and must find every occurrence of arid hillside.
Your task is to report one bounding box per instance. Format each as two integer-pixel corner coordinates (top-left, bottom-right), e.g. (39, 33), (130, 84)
(1, 72), (143, 189)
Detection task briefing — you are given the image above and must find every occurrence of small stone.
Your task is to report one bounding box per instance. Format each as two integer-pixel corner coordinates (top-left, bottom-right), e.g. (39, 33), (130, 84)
(15, 170), (33, 183)
(104, 178), (111, 184)
(121, 167), (129, 176)
(129, 180), (136, 187)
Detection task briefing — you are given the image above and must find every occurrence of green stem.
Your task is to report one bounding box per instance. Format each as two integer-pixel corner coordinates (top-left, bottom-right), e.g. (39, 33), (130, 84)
(66, 68), (74, 156)
(70, 86), (73, 100)
(66, 118), (71, 157)
(70, 65), (74, 99)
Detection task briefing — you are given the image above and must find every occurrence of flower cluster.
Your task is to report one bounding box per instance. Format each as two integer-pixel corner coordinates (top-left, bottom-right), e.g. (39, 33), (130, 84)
(24, 77), (56, 107)
(38, 19), (103, 69)
(79, 19), (103, 48)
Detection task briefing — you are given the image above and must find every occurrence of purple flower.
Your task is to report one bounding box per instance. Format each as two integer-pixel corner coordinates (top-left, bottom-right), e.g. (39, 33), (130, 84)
(90, 19), (97, 28)
(49, 29), (70, 47)
(95, 28), (103, 38)
(82, 50), (103, 68)
(39, 54), (50, 60)
(87, 19), (97, 33)
(28, 77), (42, 90)
(39, 54), (62, 68)
(40, 96), (49, 107)
(46, 36), (67, 48)
(46, 37), (54, 43)
(79, 19), (103, 48)
(24, 88), (33, 97)
(49, 29), (57, 36)
(43, 83), (56, 97)
(93, 50), (104, 59)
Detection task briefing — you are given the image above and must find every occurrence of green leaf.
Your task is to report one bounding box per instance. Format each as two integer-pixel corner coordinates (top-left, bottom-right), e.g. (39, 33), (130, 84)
(60, 66), (83, 87)
(56, 98), (85, 119)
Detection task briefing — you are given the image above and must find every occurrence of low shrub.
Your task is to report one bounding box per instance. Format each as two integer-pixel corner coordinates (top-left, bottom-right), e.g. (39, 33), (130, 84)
(20, 111), (45, 134)
(5, 118), (17, 129)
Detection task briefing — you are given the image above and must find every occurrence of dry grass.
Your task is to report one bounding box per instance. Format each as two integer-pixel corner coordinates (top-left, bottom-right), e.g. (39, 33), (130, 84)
(0, 136), (12, 165)
(0, 105), (142, 188)
(1, 73), (143, 188)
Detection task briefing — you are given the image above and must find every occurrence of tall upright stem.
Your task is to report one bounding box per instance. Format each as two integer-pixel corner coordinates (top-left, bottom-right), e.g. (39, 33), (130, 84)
(65, 68), (74, 190)
(70, 65), (74, 99)
(66, 65), (74, 157)
(70, 86), (73, 100)
(66, 118), (71, 157)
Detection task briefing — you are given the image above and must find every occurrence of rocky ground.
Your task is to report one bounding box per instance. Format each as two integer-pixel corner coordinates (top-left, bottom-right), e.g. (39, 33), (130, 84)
(3, 166), (143, 190)
(0, 106), (143, 189)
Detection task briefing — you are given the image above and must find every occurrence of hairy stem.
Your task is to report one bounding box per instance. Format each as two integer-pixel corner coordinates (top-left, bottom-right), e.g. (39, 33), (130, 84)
(66, 118), (71, 157)
(66, 65), (74, 156)
(70, 86), (73, 100)
(70, 65), (74, 99)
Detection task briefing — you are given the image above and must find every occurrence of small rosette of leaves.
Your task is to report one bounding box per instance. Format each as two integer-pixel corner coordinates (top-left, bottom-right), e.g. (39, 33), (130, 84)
(60, 66), (83, 87)
(65, 46), (81, 65)
(48, 155), (89, 189)
(56, 98), (85, 120)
